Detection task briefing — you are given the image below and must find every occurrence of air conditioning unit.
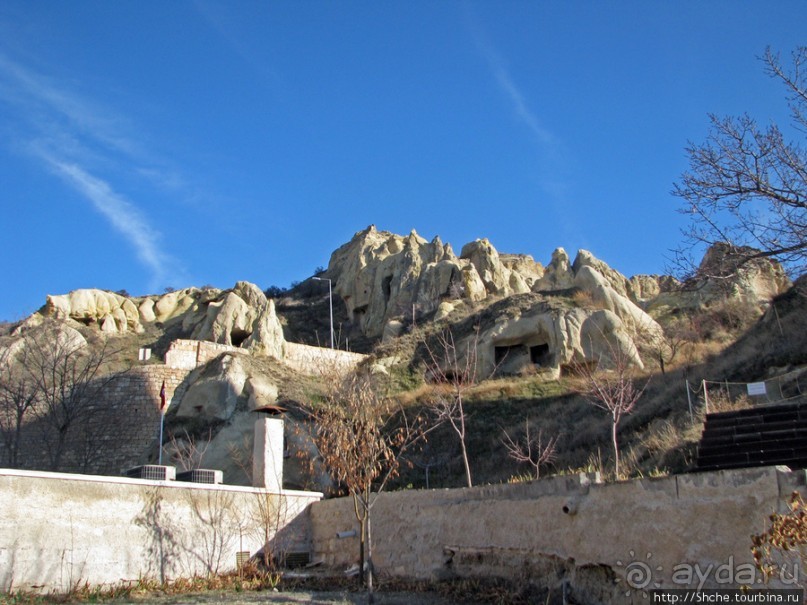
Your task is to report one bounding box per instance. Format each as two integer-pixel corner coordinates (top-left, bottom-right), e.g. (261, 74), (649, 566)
(124, 465), (176, 481)
(176, 469), (224, 484)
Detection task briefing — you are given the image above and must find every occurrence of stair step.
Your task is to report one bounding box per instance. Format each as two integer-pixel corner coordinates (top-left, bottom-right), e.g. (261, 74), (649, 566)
(698, 440), (807, 458)
(694, 403), (807, 472)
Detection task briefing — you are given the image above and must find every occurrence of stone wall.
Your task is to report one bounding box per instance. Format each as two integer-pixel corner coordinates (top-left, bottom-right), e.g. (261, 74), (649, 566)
(3, 336), (364, 477)
(283, 342), (366, 375)
(7, 363), (193, 476)
(309, 467), (806, 603)
(0, 468), (322, 592)
(164, 338), (366, 376)
(164, 339), (245, 370)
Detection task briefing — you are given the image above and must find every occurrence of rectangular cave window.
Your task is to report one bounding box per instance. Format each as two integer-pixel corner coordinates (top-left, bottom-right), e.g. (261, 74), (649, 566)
(495, 345), (525, 365)
(530, 343), (551, 366)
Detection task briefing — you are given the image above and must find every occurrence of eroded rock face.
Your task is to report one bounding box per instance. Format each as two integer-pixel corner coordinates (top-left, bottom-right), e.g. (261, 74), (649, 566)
(2, 321), (88, 363)
(169, 353), (329, 489)
(327, 226), (546, 338)
(458, 303), (647, 380)
(645, 244), (791, 315)
(33, 281), (287, 360)
(694, 243), (791, 304)
(176, 353), (249, 421)
(43, 290), (143, 333)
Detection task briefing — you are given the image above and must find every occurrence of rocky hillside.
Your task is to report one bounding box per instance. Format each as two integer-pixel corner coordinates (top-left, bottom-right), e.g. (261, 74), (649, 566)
(0, 225), (799, 487)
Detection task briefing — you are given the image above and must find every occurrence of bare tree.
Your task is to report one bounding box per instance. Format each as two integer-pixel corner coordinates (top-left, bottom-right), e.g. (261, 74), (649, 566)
(0, 346), (37, 467)
(574, 347), (645, 479)
(166, 429), (213, 471)
(501, 419), (560, 480)
(306, 369), (427, 602)
(422, 329), (478, 488)
(19, 322), (125, 471)
(673, 46), (807, 279)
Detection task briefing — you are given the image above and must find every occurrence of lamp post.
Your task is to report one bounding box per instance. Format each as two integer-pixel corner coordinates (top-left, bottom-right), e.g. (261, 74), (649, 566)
(312, 277), (335, 349)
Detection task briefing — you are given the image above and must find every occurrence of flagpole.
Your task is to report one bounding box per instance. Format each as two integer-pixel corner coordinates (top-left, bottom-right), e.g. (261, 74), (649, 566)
(158, 380), (167, 465)
(159, 413), (165, 465)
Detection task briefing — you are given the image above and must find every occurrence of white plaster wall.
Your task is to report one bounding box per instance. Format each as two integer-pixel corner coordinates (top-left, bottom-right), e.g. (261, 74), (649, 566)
(0, 469), (321, 592)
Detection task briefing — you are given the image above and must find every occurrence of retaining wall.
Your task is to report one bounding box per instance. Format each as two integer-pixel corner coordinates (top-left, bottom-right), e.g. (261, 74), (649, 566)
(310, 467), (806, 603)
(0, 468), (322, 592)
(6, 364), (191, 476)
(164, 339), (245, 371)
(283, 342), (366, 375)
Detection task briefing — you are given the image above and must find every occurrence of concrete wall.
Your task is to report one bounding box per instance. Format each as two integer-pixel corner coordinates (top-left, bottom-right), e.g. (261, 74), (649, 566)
(0, 469), (322, 592)
(310, 467), (806, 603)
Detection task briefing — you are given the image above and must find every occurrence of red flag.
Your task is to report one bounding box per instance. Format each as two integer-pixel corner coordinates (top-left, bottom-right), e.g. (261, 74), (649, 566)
(160, 380), (167, 412)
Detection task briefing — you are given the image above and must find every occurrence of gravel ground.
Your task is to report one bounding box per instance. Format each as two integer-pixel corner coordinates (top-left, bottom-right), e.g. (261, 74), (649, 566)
(109, 590), (456, 604)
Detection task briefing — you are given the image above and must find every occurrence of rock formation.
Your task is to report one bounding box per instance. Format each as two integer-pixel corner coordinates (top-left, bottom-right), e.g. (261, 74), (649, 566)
(328, 228), (665, 374)
(643, 243), (791, 316)
(29, 281), (286, 360)
(327, 226), (545, 339)
(447, 300), (649, 380)
(4, 224), (797, 489)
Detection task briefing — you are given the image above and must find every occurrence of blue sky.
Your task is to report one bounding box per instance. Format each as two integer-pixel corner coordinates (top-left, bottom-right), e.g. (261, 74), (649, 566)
(0, 1), (804, 321)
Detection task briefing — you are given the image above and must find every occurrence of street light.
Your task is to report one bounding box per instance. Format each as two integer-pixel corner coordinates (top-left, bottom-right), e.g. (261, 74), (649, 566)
(312, 276), (335, 349)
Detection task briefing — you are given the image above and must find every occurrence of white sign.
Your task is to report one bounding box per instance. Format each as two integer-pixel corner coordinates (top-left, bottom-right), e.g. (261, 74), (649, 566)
(138, 347), (152, 361)
(747, 382), (767, 396)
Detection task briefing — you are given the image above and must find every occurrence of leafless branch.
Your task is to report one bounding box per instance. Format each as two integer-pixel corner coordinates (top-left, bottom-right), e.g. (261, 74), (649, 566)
(501, 419), (560, 480)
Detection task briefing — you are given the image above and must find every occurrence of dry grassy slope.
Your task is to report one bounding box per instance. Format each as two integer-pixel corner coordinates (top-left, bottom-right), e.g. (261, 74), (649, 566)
(5, 274), (801, 488)
(385, 279), (807, 488)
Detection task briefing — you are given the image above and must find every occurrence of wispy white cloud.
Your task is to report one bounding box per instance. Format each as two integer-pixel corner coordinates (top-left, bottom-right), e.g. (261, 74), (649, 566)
(478, 42), (555, 147)
(0, 51), (186, 287)
(0, 53), (141, 157)
(464, 11), (583, 247)
(37, 152), (176, 287)
(466, 18), (555, 148)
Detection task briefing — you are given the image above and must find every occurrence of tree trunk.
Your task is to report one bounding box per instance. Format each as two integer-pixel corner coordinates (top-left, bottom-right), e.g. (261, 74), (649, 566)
(459, 438), (472, 488)
(612, 420), (620, 479)
(366, 508), (375, 604)
(359, 515), (366, 590)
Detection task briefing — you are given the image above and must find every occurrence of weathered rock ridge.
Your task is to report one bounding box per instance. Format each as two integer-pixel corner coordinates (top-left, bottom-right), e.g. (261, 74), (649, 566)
(323, 226), (792, 376)
(27, 281), (286, 359)
(17, 227), (791, 382)
(326, 225), (547, 339)
(326, 227), (791, 335)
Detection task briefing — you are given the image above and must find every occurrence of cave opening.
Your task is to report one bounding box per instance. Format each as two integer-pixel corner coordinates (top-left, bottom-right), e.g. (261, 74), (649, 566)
(530, 343), (551, 366)
(231, 328), (251, 347)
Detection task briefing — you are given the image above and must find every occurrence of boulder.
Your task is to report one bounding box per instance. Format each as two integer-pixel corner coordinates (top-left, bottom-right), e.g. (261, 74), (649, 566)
(382, 319), (405, 343)
(460, 239), (509, 295)
(573, 250), (631, 297)
(244, 377), (279, 411)
(138, 298), (157, 323)
(573, 266), (663, 342)
(434, 301), (455, 321)
(153, 288), (201, 322)
(176, 353), (249, 421)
